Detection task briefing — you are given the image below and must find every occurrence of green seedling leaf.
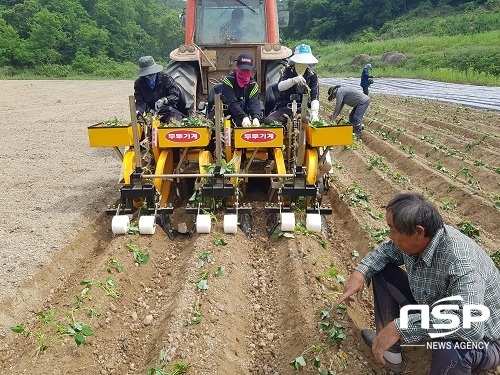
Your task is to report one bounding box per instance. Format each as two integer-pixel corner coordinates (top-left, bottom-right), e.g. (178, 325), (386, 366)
(107, 258), (124, 273)
(133, 250), (150, 264)
(81, 325), (94, 336)
(10, 324), (24, 334)
(337, 304), (347, 312)
(320, 310), (330, 320)
(106, 276), (116, 286)
(314, 357), (321, 368)
(125, 242), (140, 252)
(36, 310), (55, 324)
(74, 334), (87, 346)
(200, 251), (212, 263)
(290, 356), (307, 371)
(127, 226), (139, 234)
(214, 235), (228, 246)
(196, 279), (209, 290)
(81, 286), (91, 299)
(319, 322), (331, 330)
(215, 267), (223, 277)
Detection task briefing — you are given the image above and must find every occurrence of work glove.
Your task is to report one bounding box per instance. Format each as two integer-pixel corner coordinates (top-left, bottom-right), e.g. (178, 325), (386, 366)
(292, 75), (307, 86)
(241, 117), (251, 127)
(252, 118), (260, 127)
(155, 97), (168, 111)
(278, 75), (306, 91)
(310, 99), (319, 122)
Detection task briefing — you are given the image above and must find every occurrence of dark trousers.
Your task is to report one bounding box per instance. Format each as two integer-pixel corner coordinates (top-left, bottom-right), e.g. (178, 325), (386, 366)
(263, 107), (294, 125)
(372, 264), (500, 374)
(158, 106), (185, 123)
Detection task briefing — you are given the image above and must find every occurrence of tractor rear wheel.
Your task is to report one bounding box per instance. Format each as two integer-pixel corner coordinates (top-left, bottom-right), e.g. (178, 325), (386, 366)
(166, 61), (198, 110)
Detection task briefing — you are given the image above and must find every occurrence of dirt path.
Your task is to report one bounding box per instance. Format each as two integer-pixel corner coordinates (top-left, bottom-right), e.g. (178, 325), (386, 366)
(0, 81), (498, 374)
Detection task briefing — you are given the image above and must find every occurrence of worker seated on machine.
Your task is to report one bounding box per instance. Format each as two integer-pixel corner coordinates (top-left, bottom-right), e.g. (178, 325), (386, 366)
(134, 55), (185, 124)
(208, 53), (262, 128)
(263, 44), (319, 126)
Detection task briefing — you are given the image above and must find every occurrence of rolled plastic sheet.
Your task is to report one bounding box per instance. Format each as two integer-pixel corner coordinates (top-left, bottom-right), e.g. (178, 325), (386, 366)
(196, 214), (212, 233)
(223, 214), (238, 234)
(306, 213), (322, 232)
(139, 216), (156, 235)
(112, 215), (130, 234)
(280, 212), (295, 232)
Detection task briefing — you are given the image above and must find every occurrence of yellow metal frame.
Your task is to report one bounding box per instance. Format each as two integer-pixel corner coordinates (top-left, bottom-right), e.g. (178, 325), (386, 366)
(305, 124), (353, 147)
(88, 123), (143, 147)
(155, 150), (174, 206)
(305, 148), (318, 185)
(121, 149), (136, 184)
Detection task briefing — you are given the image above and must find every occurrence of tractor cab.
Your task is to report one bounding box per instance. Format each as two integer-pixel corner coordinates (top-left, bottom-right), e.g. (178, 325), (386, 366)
(168, 0), (292, 110)
(194, 1), (267, 45)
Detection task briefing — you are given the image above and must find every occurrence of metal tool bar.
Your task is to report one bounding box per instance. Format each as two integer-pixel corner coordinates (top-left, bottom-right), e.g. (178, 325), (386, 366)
(143, 173), (295, 179)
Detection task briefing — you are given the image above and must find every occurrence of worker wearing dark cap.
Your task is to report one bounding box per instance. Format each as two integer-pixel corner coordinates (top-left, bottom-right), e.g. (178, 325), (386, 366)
(220, 52), (261, 127)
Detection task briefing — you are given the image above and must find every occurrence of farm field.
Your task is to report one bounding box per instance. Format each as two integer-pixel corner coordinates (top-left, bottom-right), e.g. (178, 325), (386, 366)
(0, 80), (498, 374)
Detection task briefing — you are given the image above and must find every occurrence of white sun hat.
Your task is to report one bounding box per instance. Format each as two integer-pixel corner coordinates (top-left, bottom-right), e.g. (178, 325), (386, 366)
(289, 44), (318, 65)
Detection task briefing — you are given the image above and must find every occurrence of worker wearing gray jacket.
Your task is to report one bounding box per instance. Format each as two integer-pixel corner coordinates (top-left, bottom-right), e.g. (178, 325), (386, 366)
(328, 85), (370, 140)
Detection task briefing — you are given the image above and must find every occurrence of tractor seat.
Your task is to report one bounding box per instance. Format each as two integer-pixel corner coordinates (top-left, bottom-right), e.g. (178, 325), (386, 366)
(207, 83), (223, 115)
(176, 86), (192, 117)
(264, 83), (280, 116)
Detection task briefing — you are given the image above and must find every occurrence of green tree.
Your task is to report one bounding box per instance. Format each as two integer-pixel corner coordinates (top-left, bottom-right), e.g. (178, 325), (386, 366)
(73, 23), (109, 57)
(27, 8), (67, 65)
(1, 0), (42, 39)
(0, 17), (28, 66)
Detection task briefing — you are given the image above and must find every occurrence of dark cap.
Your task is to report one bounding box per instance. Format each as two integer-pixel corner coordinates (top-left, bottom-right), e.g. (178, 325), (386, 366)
(236, 53), (254, 70)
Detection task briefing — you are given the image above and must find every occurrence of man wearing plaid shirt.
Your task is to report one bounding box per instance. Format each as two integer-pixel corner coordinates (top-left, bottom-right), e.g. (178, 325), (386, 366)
(338, 193), (500, 374)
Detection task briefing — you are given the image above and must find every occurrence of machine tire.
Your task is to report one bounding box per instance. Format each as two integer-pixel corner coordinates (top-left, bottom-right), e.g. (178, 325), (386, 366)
(166, 61), (198, 110)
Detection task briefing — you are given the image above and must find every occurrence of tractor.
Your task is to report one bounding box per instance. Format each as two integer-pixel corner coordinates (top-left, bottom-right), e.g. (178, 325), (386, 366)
(167, 0), (293, 111)
(87, 0), (355, 238)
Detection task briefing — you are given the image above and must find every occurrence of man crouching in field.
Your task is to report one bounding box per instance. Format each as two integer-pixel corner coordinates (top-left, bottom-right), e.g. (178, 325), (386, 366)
(338, 193), (500, 374)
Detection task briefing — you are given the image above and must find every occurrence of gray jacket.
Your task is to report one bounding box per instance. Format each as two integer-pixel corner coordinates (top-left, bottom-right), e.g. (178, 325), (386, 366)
(333, 87), (370, 117)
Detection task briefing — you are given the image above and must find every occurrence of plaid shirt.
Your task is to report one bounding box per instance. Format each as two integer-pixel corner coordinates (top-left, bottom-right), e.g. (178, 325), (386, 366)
(356, 225), (500, 343)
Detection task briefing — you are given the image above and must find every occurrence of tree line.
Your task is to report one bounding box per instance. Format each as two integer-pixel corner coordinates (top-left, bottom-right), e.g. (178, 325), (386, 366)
(282, 0), (495, 41)
(0, 0), (495, 75)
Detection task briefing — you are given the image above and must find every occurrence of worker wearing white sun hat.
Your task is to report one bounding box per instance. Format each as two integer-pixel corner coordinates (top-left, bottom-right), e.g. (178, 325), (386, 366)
(263, 44), (320, 125)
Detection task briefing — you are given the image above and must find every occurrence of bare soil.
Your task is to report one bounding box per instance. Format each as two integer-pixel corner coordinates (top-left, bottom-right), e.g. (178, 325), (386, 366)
(0, 80), (498, 375)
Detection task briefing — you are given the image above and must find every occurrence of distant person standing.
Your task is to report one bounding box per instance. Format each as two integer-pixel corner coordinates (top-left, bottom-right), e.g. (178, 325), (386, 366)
(360, 64), (374, 95)
(328, 85), (370, 141)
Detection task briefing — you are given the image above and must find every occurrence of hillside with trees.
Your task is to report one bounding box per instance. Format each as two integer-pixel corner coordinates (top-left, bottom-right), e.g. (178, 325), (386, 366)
(0, 0), (498, 83)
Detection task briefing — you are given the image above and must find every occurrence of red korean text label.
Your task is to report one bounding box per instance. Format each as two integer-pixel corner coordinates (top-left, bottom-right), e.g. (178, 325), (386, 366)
(165, 130), (201, 142)
(240, 130), (277, 143)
